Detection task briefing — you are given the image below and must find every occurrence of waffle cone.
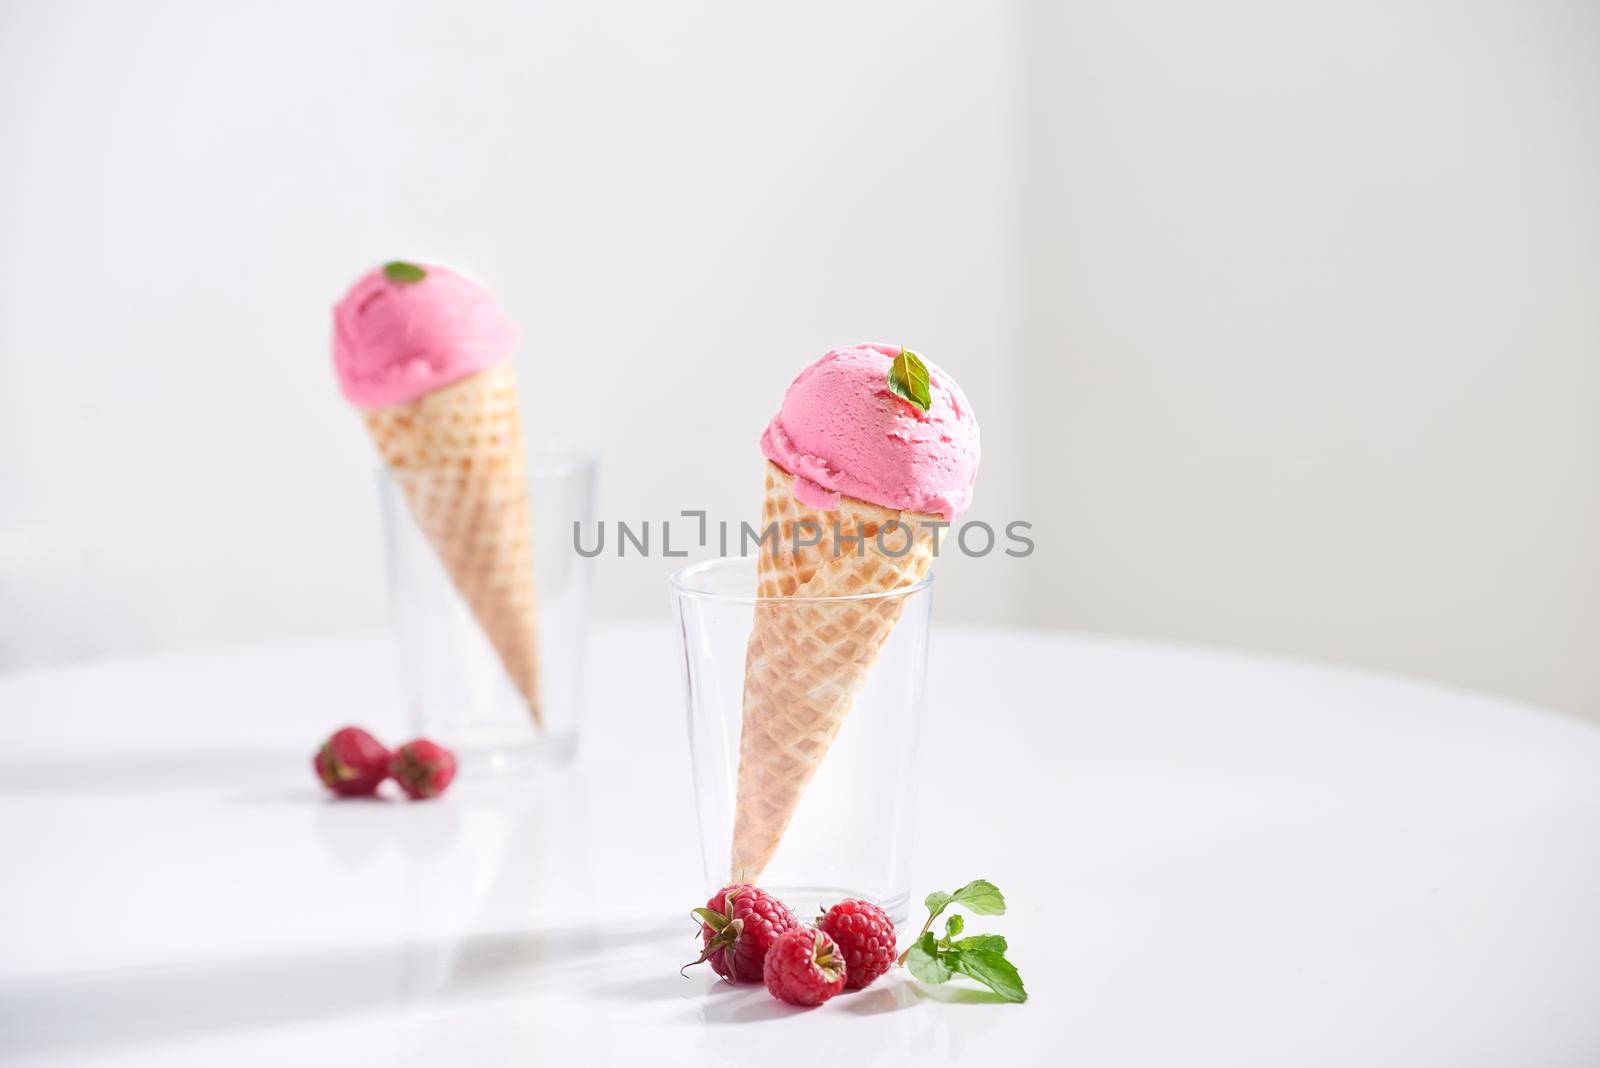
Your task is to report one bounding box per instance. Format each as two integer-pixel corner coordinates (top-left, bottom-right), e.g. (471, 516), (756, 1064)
(361, 360), (542, 727)
(730, 461), (936, 881)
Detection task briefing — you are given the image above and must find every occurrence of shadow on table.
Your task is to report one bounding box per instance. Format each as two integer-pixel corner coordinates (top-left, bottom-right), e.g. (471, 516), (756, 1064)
(694, 982), (812, 1024)
(686, 971), (1008, 1025)
(0, 919), (682, 1059)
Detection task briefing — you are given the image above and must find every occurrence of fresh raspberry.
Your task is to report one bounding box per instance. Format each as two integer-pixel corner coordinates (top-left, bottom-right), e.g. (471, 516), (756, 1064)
(763, 927), (847, 1006)
(389, 739), (457, 799)
(817, 899), (898, 990)
(313, 726), (390, 797)
(684, 884), (798, 983)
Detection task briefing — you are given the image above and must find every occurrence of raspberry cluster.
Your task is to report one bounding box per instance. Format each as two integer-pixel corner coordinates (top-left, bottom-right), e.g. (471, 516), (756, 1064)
(683, 887), (898, 1007)
(313, 726), (456, 800)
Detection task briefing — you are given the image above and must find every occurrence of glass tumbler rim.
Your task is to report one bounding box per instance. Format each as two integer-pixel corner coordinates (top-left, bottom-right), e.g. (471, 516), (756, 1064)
(669, 555), (934, 606)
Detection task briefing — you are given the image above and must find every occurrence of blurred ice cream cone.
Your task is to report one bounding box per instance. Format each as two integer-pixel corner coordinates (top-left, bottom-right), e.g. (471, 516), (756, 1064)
(333, 262), (542, 726)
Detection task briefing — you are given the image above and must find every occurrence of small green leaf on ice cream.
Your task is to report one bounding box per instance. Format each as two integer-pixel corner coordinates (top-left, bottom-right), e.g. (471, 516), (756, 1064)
(887, 346), (932, 411)
(383, 261), (427, 284)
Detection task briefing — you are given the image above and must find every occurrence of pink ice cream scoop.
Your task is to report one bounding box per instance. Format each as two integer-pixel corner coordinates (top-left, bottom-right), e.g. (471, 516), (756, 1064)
(332, 262), (518, 408)
(759, 343), (980, 521)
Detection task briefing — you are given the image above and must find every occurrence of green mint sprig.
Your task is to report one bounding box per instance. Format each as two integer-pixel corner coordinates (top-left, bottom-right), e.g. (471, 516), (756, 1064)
(886, 346), (932, 412)
(898, 879), (1026, 1003)
(383, 260), (427, 284)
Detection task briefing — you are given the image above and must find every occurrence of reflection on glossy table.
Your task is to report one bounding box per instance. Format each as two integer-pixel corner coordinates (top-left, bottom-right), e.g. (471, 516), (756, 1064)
(2, 622), (1597, 1067)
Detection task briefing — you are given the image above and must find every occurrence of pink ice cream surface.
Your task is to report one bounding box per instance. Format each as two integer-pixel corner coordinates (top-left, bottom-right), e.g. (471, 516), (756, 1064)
(759, 344), (980, 521)
(332, 263), (518, 408)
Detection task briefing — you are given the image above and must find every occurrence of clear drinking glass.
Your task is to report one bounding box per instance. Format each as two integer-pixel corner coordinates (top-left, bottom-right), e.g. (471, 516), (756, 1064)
(380, 451), (595, 773)
(670, 556), (933, 924)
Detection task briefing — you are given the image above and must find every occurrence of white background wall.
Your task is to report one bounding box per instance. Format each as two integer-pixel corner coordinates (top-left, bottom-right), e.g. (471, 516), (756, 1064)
(2, 1), (1596, 720)
(1022, 0), (1600, 718)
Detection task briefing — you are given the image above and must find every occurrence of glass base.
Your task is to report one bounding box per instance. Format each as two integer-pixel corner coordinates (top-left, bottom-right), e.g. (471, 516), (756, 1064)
(764, 885), (912, 929)
(447, 732), (578, 778)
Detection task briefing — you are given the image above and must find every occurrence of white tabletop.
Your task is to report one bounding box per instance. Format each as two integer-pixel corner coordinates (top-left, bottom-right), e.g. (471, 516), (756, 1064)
(1, 622), (1597, 1067)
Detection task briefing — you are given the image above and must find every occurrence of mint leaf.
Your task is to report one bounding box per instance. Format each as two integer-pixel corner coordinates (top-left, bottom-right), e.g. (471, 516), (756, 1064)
(949, 949), (1027, 1003)
(383, 260), (427, 284)
(924, 890), (954, 916)
(887, 346), (932, 411)
(944, 914), (964, 940)
(952, 879), (1006, 915)
(905, 932), (952, 984)
(953, 933), (1008, 954)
